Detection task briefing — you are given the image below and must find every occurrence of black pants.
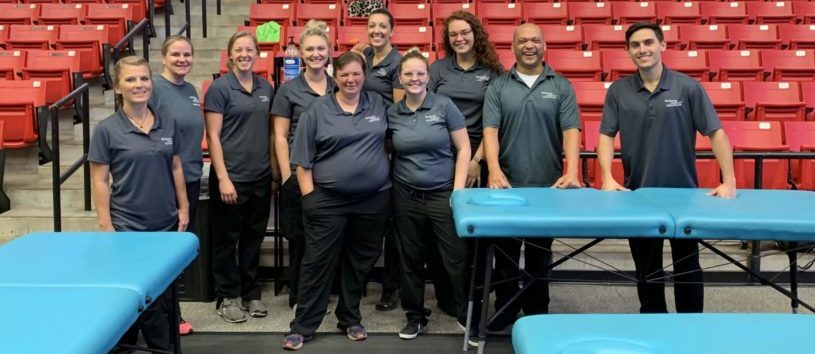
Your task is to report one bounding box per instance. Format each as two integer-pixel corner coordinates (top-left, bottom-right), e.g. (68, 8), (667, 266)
(117, 286), (175, 351)
(392, 182), (468, 324)
(382, 218), (400, 293)
(210, 170), (272, 301)
(280, 174), (305, 308)
(290, 188), (390, 336)
(185, 180), (201, 235)
(493, 238), (554, 321)
(629, 238), (704, 313)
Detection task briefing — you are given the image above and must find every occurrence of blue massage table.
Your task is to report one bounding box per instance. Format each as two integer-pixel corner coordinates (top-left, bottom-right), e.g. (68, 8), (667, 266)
(0, 232), (199, 354)
(451, 188), (815, 354)
(512, 313), (815, 354)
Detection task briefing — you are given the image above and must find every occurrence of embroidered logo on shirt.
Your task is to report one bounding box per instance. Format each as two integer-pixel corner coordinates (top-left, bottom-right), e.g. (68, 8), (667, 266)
(364, 115), (382, 123)
(665, 99), (683, 108)
(190, 96), (200, 107)
(161, 137), (173, 146)
(425, 114), (443, 123)
(376, 68), (388, 77)
(475, 75), (490, 83)
(259, 96), (270, 102)
(540, 91), (558, 99)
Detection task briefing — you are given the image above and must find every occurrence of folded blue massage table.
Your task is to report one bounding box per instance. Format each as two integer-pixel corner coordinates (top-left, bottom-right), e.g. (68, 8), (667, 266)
(512, 313), (815, 354)
(0, 232), (199, 354)
(451, 188), (815, 354)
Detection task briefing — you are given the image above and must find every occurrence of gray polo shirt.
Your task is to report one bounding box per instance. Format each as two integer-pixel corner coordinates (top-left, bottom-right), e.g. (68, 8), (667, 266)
(363, 47), (403, 105)
(270, 73), (337, 146)
(600, 66), (721, 190)
(203, 72), (274, 182)
(149, 74), (203, 183)
(388, 92), (466, 191)
(429, 56), (500, 154)
(483, 64), (581, 187)
(89, 109), (180, 231)
(291, 90), (391, 196)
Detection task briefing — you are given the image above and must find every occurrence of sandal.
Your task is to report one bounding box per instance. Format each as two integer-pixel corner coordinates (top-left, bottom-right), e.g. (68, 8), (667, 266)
(345, 325), (368, 341)
(282, 333), (310, 351)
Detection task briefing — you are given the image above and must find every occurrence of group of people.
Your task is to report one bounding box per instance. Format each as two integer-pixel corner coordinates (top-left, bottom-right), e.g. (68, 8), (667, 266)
(88, 7), (739, 352)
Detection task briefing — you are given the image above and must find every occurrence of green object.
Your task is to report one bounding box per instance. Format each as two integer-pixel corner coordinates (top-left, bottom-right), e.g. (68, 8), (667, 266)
(256, 21), (281, 43)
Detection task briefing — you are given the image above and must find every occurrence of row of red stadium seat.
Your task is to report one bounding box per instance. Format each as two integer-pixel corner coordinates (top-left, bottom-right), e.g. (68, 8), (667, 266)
(0, 26), (109, 78)
(248, 1), (815, 28)
(0, 3), (135, 44)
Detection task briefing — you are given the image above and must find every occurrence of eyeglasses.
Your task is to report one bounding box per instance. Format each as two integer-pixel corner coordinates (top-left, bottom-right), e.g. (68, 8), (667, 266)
(447, 29), (473, 39)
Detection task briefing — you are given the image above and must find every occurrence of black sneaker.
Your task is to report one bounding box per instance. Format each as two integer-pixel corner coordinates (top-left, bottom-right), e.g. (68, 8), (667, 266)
(398, 321), (425, 340)
(375, 290), (398, 311)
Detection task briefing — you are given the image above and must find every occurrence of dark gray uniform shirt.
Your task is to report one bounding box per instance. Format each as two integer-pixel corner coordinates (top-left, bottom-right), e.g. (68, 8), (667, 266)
(428, 56), (500, 154)
(388, 92), (466, 191)
(203, 72), (274, 182)
(600, 66), (721, 189)
(270, 73), (337, 147)
(291, 90), (391, 196)
(89, 109), (180, 231)
(483, 64), (581, 187)
(149, 74), (203, 183)
(363, 47), (402, 105)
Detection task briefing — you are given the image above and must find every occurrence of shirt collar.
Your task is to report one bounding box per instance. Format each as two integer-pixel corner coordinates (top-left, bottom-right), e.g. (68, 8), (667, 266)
(449, 56), (484, 72)
(509, 63), (556, 85)
(396, 91), (436, 114)
(296, 73), (337, 95)
(365, 47), (399, 69)
(115, 108), (160, 134)
(226, 71), (261, 93)
(634, 64), (673, 93)
(329, 90), (371, 115)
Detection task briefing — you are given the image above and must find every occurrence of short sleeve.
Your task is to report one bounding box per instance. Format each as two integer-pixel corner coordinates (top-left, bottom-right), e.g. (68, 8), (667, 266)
(482, 78), (502, 129)
(390, 64), (403, 90)
(444, 97), (466, 132)
(203, 79), (228, 114)
(558, 80), (581, 131)
(290, 106), (318, 169)
(88, 123), (111, 164)
(172, 119), (182, 156)
(689, 82), (722, 136)
(427, 62), (440, 92)
(270, 83), (293, 118)
(599, 85), (620, 137)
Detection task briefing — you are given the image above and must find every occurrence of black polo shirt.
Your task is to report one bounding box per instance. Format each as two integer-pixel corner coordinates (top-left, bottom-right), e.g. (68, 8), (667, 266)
(203, 72), (274, 182)
(149, 74), (203, 183)
(483, 64), (582, 187)
(290, 91), (391, 196)
(270, 73), (337, 146)
(363, 47), (403, 105)
(88, 109), (180, 231)
(600, 66), (722, 189)
(388, 92), (466, 190)
(429, 56), (500, 154)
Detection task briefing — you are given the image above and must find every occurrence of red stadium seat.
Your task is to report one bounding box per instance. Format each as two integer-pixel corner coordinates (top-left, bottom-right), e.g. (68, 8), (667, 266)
(793, 1), (815, 25)
(802, 82), (815, 121)
(694, 132), (721, 189)
(778, 24), (815, 50)
(656, 1), (702, 25)
(496, 49), (514, 70)
(722, 120), (789, 189)
(679, 24), (731, 50)
(257, 0), (296, 3)
(282, 25), (337, 54)
(38, 4), (84, 25)
(432, 2), (474, 28)
(22, 49), (80, 105)
(0, 25), (8, 48)
(218, 50), (274, 84)
(701, 2), (749, 25)
(84, 4), (131, 45)
(484, 24), (515, 50)
(389, 3), (430, 26)
(701, 81), (745, 121)
(477, 2), (522, 26)
(707, 49), (762, 82)
(760, 49), (815, 82)
(601, 49), (636, 82)
(657, 24), (682, 50)
(569, 2), (613, 25)
(611, 2), (657, 25)
(337, 25), (368, 51)
(0, 50), (25, 80)
(0, 79), (47, 149)
(539, 25), (583, 51)
(783, 121), (815, 190)
(342, 2), (366, 27)
(572, 81), (611, 122)
(248, 3), (295, 27)
(295, 3), (340, 27)
(582, 24), (626, 50)
(523, 2), (568, 25)
(107, 0), (145, 23)
(662, 49), (709, 81)
(56, 24), (109, 78)
(545, 50), (602, 82)
(7, 25), (58, 50)
(583, 120), (623, 189)
(0, 4), (38, 26)
(236, 26), (280, 52)
(728, 24), (781, 50)
(746, 1), (795, 25)
(391, 26), (432, 52)
(743, 81), (805, 122)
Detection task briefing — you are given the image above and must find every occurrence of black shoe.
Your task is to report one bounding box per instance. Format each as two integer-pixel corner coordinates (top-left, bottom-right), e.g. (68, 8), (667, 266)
(398, 321), (425, 340)
(376, 290), (398, 311)
(437, 301), (457, 318)
(486, 313), (516, 333)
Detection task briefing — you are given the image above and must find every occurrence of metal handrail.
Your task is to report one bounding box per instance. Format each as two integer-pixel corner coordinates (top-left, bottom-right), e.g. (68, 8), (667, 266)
(113, 18), (151, 64)
(50, 79), (91, 231)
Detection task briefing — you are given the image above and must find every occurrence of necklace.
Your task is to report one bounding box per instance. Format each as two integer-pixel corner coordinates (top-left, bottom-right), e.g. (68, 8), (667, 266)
(126, 113), (149, 129)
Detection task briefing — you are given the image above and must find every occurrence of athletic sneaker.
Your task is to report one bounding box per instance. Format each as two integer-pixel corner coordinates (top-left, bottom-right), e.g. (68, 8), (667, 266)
(398, 321), (424, 340)
(217, 298), (247, 323)
(243, 299), (268, 318)
(345, 325), (368, 341)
